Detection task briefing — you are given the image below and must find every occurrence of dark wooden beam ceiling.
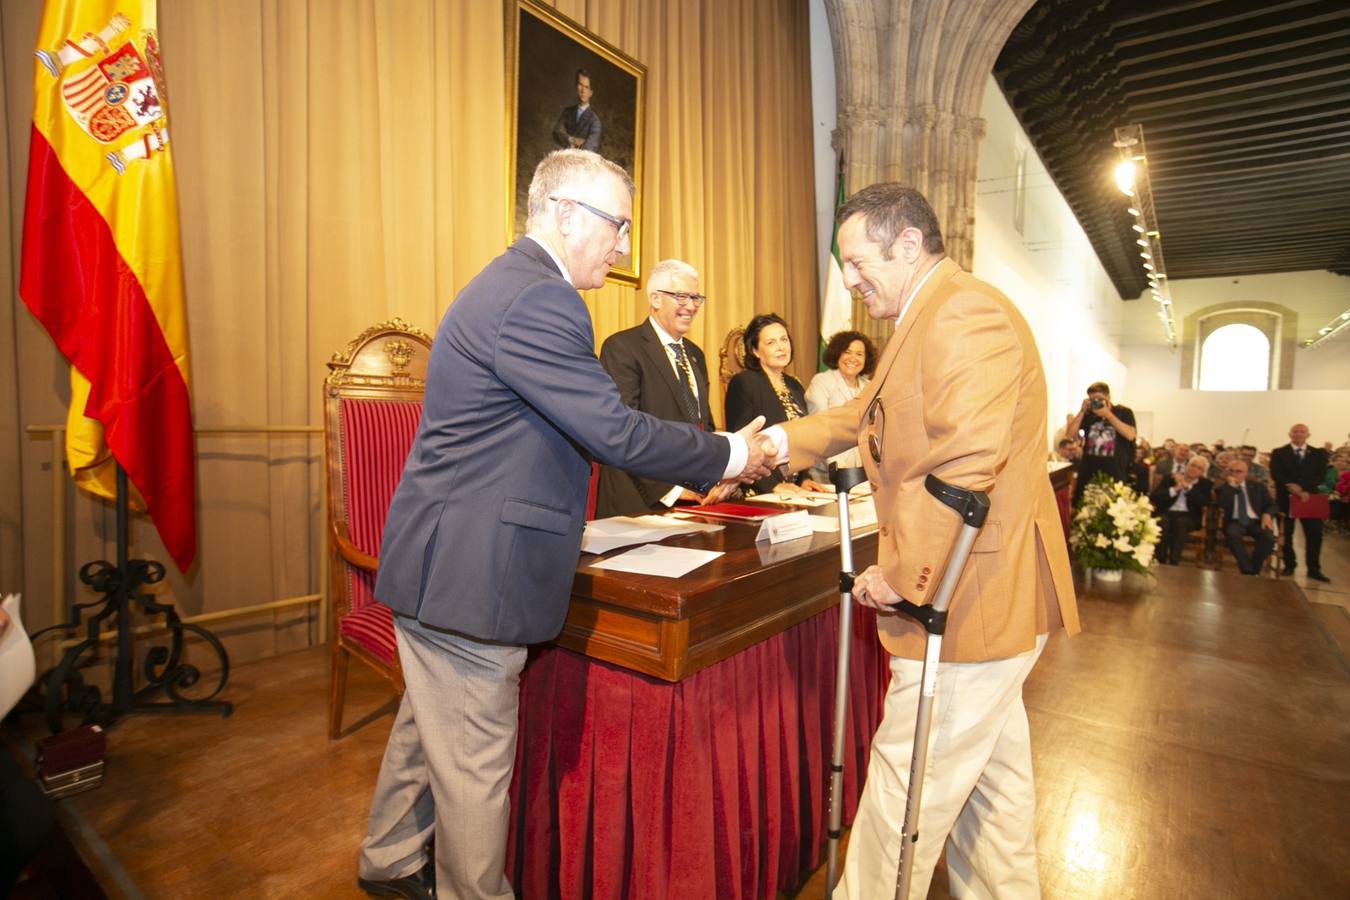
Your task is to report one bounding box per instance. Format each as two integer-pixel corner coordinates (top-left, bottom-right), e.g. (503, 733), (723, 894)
(993, 0), (1350, 299)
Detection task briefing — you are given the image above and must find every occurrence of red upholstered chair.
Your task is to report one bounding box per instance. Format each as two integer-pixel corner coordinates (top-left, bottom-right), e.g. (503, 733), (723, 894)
(323, 319), (432, 739)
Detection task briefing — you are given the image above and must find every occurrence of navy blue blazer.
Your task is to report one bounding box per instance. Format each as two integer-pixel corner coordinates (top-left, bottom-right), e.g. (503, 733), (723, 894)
(374, 238), (729, 644)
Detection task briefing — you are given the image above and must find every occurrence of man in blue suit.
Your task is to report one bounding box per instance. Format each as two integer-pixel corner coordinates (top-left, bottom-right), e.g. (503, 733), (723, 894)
(357, 149), (773, 900)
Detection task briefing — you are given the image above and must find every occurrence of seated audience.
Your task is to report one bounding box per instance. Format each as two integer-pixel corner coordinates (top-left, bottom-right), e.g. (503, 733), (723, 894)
(1210, 449), (1235, 482)
(1215, 459), (1277, 575)
(1055, 438), (1081, 465)
(1149, 458), (1211, 565)
(1330, 450), (1350, 534)
(725, 314), (827, 496)
(1239, 445), (1270, 487)
(1155, 442), (1188, 482)
(804, 330), (876, 482)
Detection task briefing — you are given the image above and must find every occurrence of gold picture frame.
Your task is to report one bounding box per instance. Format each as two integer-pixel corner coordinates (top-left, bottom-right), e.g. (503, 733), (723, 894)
(505, 0), (646, 286)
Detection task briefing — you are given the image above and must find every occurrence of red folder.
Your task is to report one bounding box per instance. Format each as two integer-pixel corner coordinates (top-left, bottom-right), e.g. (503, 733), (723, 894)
(1289, 493), (1330, 520)
(685, 503), (786, 522)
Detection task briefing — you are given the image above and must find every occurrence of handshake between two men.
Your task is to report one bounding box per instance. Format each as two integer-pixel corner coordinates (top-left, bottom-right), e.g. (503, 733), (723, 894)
(697, 415), (784, 506)
(718, 416), (900, 610)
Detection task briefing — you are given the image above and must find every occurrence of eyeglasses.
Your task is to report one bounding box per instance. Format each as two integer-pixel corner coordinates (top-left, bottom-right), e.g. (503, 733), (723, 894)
(866, 395), (884, 464)
(549, 195), (631, 239)
(654, 289), (707, 308)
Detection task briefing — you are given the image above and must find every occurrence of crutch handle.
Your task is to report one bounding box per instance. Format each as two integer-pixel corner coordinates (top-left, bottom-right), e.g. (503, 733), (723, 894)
(829, 463), (869, 494)
(925, 474), (990, 527)
(878, 477), (988, 635)
(888, 598), (948, 635)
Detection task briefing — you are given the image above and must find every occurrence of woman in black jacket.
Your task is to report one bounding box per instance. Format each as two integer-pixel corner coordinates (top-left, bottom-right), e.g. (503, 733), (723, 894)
(724, 313), (828, 496)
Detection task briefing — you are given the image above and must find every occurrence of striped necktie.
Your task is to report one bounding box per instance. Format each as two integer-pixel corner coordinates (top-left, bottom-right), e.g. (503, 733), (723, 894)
(667, 342), (701, 424)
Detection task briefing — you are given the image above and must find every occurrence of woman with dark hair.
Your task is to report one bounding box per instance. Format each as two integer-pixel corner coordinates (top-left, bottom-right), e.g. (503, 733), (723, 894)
(804, 330), (877, 482)
(725, 314), (827, 495)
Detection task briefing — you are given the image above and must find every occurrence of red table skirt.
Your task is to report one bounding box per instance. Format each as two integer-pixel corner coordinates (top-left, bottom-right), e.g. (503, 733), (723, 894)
(506, 604), (891, 900)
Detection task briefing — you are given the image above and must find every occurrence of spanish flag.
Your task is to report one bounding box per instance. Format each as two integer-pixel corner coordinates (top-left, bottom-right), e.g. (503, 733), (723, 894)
(19, 1), (195, 572)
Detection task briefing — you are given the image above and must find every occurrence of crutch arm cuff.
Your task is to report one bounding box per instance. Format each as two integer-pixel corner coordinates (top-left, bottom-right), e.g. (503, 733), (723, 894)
(890, 598), (949, 635)
(925, 474), (991, 527)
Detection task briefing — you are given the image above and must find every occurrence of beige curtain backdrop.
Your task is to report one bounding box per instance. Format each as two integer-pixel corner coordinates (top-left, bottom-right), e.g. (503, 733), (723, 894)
(0, 0), (818, 669)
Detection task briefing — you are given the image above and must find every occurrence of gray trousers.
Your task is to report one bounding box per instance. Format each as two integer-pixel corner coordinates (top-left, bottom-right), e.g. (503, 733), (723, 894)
(359, 615), (526, 900)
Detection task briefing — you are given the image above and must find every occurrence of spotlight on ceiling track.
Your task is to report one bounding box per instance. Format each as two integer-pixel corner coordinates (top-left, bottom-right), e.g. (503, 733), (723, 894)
(1113, 123), (1174, 347)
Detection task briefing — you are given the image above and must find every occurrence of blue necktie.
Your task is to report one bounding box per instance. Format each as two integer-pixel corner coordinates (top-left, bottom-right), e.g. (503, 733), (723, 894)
(1236, 489), (1251, 525)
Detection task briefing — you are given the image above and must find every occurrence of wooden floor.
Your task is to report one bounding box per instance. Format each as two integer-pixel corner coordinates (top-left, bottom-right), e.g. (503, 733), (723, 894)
(7, 532), (1349, 900)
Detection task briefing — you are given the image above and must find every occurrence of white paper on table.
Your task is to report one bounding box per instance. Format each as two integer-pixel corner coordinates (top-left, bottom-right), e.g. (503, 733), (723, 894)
(0, 594), (36, 719)
(580, 515), (723, 555)
(588, 544), (723, 578)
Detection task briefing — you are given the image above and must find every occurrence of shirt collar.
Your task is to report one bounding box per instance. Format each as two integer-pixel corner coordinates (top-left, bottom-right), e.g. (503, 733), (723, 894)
(648, 316), (683, 347)
(523, 234), (573, 286)
(894, 257), (944, 329)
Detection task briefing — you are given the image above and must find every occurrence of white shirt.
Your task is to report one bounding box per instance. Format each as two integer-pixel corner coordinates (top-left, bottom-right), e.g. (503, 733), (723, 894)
(894, 258), (943, 330)
(525, 233), (573, 286)
(522, 234), (747, 482)
(1230, 481), (1255, 520)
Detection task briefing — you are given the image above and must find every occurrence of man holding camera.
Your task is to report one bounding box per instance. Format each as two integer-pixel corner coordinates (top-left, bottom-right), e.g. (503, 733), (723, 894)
(1067, 381), (1136, 504)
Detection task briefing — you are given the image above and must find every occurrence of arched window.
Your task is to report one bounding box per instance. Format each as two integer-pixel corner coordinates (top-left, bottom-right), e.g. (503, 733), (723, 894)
(1198, 323), (1270, 391)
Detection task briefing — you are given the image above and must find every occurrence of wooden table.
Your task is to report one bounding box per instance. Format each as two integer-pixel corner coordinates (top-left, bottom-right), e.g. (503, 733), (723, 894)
(507, 501), (891, 900)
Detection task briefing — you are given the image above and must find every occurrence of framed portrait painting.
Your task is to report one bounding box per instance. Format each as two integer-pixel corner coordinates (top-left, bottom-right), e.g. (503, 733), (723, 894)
(506, 0), (646, 286)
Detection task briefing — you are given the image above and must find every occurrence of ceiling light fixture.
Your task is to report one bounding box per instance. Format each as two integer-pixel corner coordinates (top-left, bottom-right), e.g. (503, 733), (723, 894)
(1113, 123), (1174, 346)
(1301, 308), (1350, 349)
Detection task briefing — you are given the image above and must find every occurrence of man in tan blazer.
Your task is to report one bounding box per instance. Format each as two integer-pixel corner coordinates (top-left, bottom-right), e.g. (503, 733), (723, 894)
(765, 183), (1079, 898)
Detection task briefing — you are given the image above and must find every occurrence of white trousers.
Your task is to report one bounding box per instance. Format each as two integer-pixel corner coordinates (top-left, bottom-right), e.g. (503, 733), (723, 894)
(836, 634), (1047, 900)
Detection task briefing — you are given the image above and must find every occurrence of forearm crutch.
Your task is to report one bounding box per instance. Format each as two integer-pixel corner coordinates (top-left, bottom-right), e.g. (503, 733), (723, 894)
(824, 463), (869, 896)
(887, 475), (990, 900)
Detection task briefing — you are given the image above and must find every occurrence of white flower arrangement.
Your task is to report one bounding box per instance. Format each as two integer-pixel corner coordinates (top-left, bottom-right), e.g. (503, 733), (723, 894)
(1070, 473), (1159, 574)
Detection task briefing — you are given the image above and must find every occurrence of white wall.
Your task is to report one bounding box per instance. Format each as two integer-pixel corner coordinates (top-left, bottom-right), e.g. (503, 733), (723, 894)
(972, 76), (1127, 436)
(1119, 269), (1350, 390)
(1119, 270), (1350, 449)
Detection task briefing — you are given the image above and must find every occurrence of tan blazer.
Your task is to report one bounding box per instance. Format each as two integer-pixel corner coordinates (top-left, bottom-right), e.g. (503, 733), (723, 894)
(781, 258), (1079, 662)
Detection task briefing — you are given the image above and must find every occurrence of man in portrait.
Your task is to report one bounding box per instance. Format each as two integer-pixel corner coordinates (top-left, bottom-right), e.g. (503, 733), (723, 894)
(552, 68), (601, 153)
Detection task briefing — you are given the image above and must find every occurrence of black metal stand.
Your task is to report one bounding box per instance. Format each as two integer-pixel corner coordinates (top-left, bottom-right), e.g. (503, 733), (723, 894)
(41, 465), (232, 733)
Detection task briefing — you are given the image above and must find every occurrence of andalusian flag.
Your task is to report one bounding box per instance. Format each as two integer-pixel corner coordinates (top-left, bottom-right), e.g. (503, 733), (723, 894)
(819, 157), (850, 369)
(20, 1), (195, 571)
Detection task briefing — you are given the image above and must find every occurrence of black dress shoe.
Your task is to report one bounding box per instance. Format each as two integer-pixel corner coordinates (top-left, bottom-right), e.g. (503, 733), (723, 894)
(1308, 571), (1331, 583)
(358, 861), (435, 899)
